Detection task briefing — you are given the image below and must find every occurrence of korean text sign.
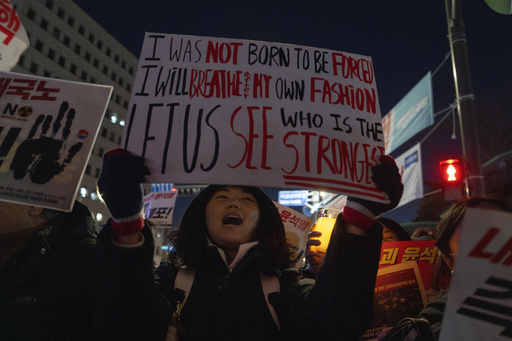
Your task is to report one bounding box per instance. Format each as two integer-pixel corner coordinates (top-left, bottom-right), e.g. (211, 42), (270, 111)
(0, 71), (112, 211)
(123, 33), (386, 202)
(440, 208), (512, 341)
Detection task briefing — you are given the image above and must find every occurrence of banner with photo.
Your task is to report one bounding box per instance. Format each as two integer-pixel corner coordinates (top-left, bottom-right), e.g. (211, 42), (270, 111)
(274, 201), (314, 270)
(440, 208), (512, 341)
(382, 72), (433, 154)
(0, 71), (112, 211)
(123, 33), (388, 203)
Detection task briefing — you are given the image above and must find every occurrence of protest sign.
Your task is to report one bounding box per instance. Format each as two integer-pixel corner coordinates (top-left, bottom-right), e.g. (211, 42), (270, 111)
(123, 33), (387, 202)
(361, 261), (427, 341)
(440, 208), (512, 341)
(143, 189), (178, 227)
(379, 240), (447, 301)
(274, 201), (314, 270)
(0, 0), (29, 71)
(0, 71), (112, 211)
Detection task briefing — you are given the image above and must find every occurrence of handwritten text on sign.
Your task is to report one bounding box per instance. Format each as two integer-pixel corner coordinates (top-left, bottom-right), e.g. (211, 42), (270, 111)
(123, 33), (386, 201)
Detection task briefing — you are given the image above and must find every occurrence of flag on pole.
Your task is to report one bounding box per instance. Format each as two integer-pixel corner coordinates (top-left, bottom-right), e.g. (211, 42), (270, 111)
(0, 0), (29, 71)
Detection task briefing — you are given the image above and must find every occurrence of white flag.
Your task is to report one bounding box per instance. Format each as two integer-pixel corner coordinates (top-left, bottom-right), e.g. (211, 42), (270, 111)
(0, 0), (29, 71)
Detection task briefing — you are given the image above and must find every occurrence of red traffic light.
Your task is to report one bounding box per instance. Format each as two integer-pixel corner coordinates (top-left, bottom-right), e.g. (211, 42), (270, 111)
(439, 159), (464, 183)
(439, 159), (466, 200)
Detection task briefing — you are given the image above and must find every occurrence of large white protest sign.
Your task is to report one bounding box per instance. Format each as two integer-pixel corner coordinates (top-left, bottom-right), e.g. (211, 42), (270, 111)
(0, 71), (112, 211)
(440, 208), (512, 341)
(123, 33), (387, 202)
(0, 0), (29, 71)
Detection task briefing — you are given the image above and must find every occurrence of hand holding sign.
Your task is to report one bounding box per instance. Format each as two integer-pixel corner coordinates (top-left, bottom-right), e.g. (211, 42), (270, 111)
(10, 101), (83, 184)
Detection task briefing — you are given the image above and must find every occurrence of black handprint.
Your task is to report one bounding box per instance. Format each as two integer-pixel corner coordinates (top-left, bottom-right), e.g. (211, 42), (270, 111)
(10, 101), (83, 184)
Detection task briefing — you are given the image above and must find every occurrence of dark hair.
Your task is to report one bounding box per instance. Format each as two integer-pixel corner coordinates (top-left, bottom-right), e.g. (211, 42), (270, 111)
(434, 195), (512, 289)
(376, 217), (411, 241)
(167, 185), (294, 275)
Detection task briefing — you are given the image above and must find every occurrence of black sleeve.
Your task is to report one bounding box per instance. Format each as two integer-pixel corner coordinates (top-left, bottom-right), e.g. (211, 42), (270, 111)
(299, 217), (383, 340)
(94, 221), (168, 340)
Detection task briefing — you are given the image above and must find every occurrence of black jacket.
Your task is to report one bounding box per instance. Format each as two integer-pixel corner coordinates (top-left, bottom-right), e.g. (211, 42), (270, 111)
(0, 201), (98, 341)
(97, 216), (383, 341)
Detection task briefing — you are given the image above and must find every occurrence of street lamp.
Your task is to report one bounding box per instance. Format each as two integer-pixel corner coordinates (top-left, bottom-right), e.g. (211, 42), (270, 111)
(444, 0), (485, 197)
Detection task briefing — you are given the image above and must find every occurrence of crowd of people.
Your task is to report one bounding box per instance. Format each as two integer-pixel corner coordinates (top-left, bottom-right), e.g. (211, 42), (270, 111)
(0, 146), (511, 340)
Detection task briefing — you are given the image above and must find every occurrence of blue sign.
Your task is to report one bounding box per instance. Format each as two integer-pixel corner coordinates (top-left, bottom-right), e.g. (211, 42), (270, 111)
(278, 190), (308, 206)
(382, 72), (434, 153)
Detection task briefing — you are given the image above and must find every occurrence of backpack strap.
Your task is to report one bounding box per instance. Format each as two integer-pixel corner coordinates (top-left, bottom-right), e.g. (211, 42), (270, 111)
(167, 267), (196, 341)
(260, 273), (281, 330)
(173, 267), (196, 312)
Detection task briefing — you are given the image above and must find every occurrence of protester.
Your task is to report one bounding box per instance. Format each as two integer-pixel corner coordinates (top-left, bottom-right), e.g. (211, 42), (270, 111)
(95, 149), (403, 340)
(382, 195), (512, 341)
(0, 200), (99, 340)
(410, 227), (435, 240)
(377, 217), (412, 242)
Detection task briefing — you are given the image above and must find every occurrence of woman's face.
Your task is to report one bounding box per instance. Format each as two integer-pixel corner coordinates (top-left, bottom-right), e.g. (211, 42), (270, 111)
(382, 227), (399, 242)
(205, 186), (260, 253)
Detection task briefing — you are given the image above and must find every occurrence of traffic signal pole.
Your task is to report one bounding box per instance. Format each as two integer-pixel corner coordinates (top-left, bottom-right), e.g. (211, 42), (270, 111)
(444, 0), (485, 197)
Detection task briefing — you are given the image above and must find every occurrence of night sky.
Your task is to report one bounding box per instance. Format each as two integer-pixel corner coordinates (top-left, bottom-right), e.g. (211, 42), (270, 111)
(72, 0), (511, 221)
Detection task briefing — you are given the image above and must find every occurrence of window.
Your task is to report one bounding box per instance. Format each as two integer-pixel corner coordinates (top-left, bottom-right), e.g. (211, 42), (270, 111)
(114, 54), (120, 63)
(97, 40), (103, 50)
(101, 128), (107, 137)
(70, 64), (77, 75)
(35, 40), (43, 52)
(80, 71), (88, 82)
(18, 55), (25, 67)
(115, 95), (121, 104)
(27, 8), (36, 20)
(53, 27), (60, 40)
(43, 70), (51, 77)
(93, 58), (99, 68)
(78, 25), (85, 35)
(126, 83), (131, 92)
(98, 148), (105, 157)
(57, 7), (64, 19)
(88, 33), (95, 43)
(123, 100), (129, 109)
(85, 52), (91, 62)
(48, 48), (55, 60)
(119, 77), (124, 86)
(40, 18), (48, 30)
(46, 0), (54, 10)
(106, 48), (111, 57)
(63, 35), (70, 46)
(58, 56), (66, 67)
(121, 60), (126, 69)
(109, 132), (115, 142)
(74, 44), (81, 54)
(102, 65), (108, 74)
(29, 62), (39, 74)
(94, 168), (101, 178)
(129, 66), (134, 75)
(85, 165), (91, 175)
(67, 16), (75, 27)
(111, 72), (117, 81)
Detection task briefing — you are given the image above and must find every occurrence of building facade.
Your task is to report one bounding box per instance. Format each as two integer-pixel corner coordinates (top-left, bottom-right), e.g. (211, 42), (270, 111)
(11, 0), (138, 224)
